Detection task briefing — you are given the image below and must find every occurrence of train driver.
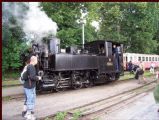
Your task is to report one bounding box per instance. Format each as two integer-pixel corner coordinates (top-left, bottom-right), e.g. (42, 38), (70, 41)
(113, 44), (120, 71)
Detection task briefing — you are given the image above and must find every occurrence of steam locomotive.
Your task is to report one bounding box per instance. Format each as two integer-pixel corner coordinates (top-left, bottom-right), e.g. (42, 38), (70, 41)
(23, 37), (124, 92)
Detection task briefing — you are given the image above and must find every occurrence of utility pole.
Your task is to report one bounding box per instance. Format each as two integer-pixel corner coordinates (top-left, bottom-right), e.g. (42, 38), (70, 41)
(80, 5), (87, 49)
(82, 19), (85, 49)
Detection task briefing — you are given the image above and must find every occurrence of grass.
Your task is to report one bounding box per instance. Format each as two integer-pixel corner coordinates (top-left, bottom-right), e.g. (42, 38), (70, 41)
(2, 80), (21, 87)
(120, 70), (153, 80)
(54, 112), (67, 120)
(2, 71), (20, 80)
(72, 110), (82, 120)
(2, 96), (12, 102)
(52, 110), (81, 120)
(2, 71), (21, 86)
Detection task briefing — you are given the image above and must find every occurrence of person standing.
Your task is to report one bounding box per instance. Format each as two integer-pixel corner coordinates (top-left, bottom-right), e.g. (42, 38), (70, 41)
(112, 45), (120, 72)
(138, 61), (146, 84)
(150, 62), (155, 74)
(22, 56), (41, 120)
(135, 61), (146, 84)
(128, 61), (133, 73)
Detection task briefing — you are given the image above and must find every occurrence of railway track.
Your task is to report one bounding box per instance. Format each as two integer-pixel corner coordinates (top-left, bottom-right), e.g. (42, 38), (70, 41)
(2, 77), (137, 101)
(43, 80), (157, 120)
(68, 80), (157, 120)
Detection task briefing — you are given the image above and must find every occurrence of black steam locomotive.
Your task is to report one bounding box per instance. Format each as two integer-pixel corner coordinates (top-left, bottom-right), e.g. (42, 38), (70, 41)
(24, 38), (124, 92)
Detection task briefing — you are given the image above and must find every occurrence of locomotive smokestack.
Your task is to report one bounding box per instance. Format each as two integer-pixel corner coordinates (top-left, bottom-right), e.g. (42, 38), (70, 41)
(49, 37), (60, 54)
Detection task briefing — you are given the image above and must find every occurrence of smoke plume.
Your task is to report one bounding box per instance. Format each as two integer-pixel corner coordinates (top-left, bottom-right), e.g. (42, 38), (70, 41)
(2, 2), (58, 43)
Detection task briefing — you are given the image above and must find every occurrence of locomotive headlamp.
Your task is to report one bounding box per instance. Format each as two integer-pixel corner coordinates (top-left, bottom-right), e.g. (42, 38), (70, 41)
(107, 58), (113, 66)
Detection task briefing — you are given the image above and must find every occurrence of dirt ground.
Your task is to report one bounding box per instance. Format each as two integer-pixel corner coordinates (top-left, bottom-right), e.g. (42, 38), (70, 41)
(2, 86), (23, 97)
(2, 78), (157, 120)
(99, 91), (159, 120)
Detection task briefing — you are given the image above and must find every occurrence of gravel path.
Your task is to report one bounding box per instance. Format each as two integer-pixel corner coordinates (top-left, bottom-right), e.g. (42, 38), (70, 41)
(2, 86), (23, 97)
(3, 79), (152, 120)
(99, 92), (159, 120)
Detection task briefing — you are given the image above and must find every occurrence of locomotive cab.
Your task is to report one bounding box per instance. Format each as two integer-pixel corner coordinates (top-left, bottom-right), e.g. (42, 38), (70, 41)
(85, 40), (124, 76)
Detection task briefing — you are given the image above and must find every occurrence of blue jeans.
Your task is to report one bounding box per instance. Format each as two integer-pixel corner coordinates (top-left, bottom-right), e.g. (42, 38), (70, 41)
(24, 87), (36, 111)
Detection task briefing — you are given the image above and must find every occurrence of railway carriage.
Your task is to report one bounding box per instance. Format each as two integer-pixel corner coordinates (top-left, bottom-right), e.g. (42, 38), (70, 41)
(123, 53), (159, 70)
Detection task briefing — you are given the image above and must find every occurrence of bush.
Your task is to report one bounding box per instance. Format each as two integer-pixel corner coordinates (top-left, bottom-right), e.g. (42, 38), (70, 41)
(72, 110), (82, 120)
(54, 112), (67, 120)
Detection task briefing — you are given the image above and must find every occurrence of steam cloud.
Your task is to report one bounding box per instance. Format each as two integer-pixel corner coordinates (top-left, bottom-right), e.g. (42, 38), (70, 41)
(2, 2), (58, 43)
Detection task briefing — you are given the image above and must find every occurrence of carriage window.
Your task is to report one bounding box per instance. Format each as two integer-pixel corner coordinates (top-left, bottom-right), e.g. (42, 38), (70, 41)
(134, 56), (137, 61)
(149, 57), (151, 61)
(158, 57), (159, 61)
(152, 57), (154, 61)
(142, 57), (145, 61)
(138, 57), (141, 61)
(146, 57), (148, 61)
(155, 57), (157, 61)
(130, 57), (132, 61)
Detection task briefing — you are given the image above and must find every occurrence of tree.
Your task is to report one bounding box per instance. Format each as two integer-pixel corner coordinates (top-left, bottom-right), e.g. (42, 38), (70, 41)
(41, 2), (98, 48)
(99, 2), (159, 54)
(99, 3), (125, 42)
(2, 2), (28, 74)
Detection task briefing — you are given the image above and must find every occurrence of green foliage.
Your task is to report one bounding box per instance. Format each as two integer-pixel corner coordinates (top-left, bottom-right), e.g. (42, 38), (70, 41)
(54, 112), (67, 120)
(2, 96), (12, 102)
(2, 3), (28, 74)
(3, 71), (20, 80)
(99, 3), (124, 42)
(2, 36), (28, 72)
(72, 110), (82, 120)
(98, 2), (159, 53)
(2, 79), (20, 86)
(41, 2), (98, 48)
(54, 110), (81, 120)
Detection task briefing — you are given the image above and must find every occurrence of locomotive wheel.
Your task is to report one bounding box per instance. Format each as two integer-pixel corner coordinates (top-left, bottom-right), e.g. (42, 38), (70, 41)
(54, 81), (67, 92)
(84, 80), (93, 88)
(54, 77), (66, 92)
(109, 73), (120, 81)
(72, 80), (83, 90)
(72, 76), (83, 89)
(71, 72), (83, 90)
(55, 86), (66, 92)
(115, 73), (120, 80)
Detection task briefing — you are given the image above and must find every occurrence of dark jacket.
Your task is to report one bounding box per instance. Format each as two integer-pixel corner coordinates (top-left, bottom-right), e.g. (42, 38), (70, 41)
(23, 64), (38, 89)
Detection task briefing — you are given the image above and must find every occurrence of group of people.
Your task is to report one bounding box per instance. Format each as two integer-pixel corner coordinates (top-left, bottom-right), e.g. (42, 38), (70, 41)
(128, 61), (159, 84)
(127, 60), (146, 84)
(128, 60), (159, 112)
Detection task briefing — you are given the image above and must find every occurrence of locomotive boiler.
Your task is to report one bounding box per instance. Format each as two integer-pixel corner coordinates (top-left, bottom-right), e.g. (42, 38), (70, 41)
(25, 38), (124, 92)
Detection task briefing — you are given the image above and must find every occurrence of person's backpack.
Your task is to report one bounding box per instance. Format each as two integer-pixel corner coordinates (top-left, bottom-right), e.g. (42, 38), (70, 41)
(19, 65), (28, 84)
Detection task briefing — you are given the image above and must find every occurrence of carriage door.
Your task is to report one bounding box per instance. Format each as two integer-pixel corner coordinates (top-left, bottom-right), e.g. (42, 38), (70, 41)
(120, 44), (124, 75)
(105, 42), (114, 71)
